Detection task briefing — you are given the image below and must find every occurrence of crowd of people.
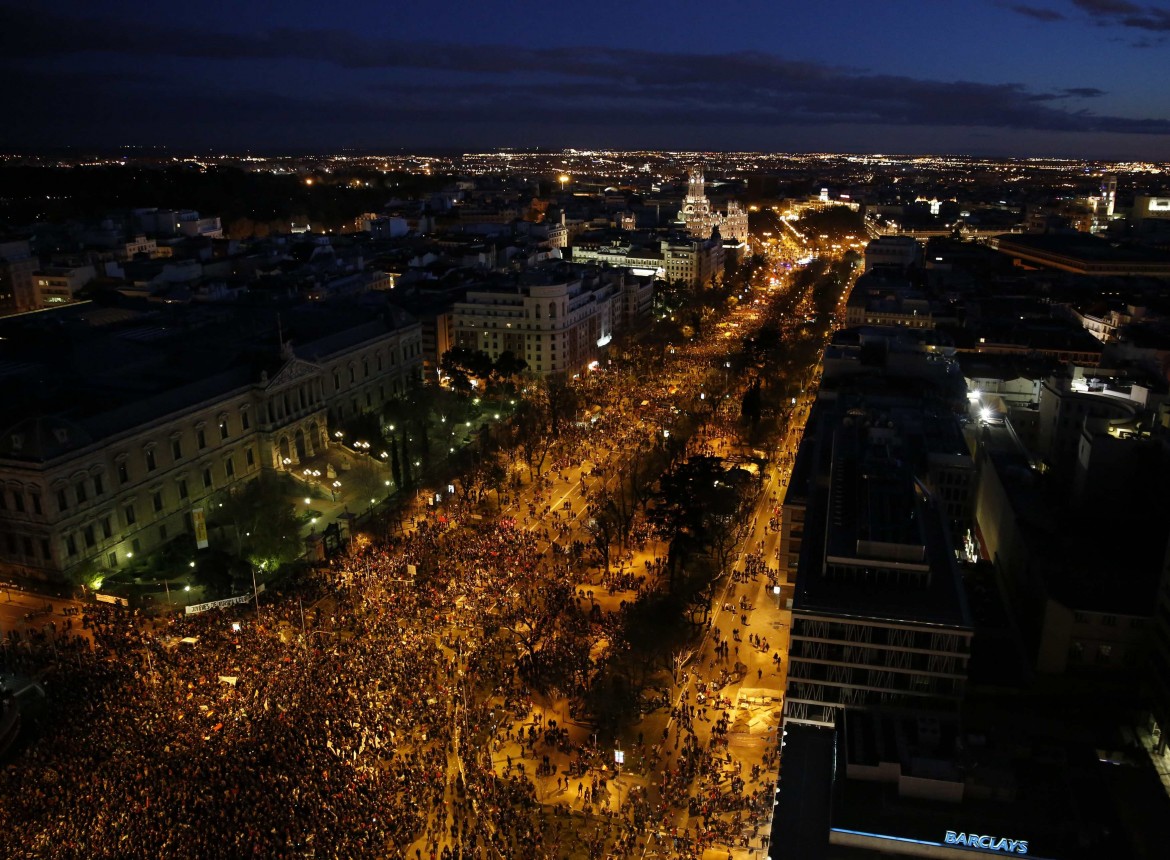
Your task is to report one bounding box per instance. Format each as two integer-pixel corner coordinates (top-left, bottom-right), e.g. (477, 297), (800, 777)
(0, 256), (815, 859)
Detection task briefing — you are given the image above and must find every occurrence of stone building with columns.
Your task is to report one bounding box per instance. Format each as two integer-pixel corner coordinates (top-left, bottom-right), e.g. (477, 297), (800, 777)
(0, 300), (421, 585)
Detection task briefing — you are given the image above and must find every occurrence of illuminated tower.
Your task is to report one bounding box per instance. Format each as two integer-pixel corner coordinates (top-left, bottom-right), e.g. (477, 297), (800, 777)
(678, 165), (748, 244)
(1100, 174), (1117, 219)
(1092, 173), (1117, 233)
(680, 166), (714, 234)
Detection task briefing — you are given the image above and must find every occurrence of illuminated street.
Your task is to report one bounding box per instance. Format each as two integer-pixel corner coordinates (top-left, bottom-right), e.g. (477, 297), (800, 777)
(0, 216), (861, 859)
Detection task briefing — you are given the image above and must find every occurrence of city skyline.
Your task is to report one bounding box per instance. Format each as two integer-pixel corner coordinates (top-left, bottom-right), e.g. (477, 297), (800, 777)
(2, 0), (1170, 159)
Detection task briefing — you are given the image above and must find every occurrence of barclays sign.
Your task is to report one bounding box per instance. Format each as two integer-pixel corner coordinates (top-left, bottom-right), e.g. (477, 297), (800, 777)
(945, 831), (1028, 854)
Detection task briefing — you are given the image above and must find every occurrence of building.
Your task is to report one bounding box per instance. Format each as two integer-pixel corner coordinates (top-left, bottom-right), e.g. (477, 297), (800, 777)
(973, 421), (1167, 674)
(0, 238), (38, 315)
(1130, 195), (1170, 225)
(132, 208), (223, 239)
(864, 235), (921, 272)
(1147, 536), (1170, 766)
(783, 393), (974, 729)
(677, 166), (749, 245)
(0, 301), (422, 585)
(33, 264), (97, 306)
(570, 231), (723, 290)
(990, 233), (1170, 277)
(1034, 370), (1147, 475)
(845, 271), (937, 329)
(449, 263), (652, 377)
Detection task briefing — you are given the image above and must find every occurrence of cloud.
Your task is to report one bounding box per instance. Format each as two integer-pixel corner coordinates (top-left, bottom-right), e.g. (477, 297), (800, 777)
(0, 4), (1167, 149)
(1007, 4), (1066, 21)
(1070, 0), (1170, 31)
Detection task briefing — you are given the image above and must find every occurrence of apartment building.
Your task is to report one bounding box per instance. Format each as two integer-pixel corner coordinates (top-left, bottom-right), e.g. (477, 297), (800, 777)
(450, 263), (652, 377)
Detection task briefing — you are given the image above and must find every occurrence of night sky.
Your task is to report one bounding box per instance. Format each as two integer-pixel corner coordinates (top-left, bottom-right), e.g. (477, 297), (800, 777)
(2, 0), (1170, 158)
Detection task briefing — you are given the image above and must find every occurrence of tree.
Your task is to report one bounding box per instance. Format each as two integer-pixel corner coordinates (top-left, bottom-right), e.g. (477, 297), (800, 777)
(209, 475), (303, 569)
(346, 458), (386, 510)
(493, 351), (528, 387)
(441, 347), (494, 392)
(511, 398), (555, 481)
(647, 455), (748, 614)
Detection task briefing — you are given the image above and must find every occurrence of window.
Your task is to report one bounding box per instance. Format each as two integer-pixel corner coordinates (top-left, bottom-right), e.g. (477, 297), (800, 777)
(245, 448), (255, 467)
(0, 492), (6, 511)
(1073, 611), (1089, 624)
(1102, 615), (1118, 627)
(197, 428), (207, 449)
(225, 456), (235, 478)
(57, 489), (68, 512)
(93, 475), (104, 496)
(1097, 644), (1113, 663)
(145, 448), (157, 472)
(172, 439), (183, 460)
(124, 503), (137, 525)
(152, 492), (164, 513)
(11, 493), (23, 514)
(83, 525), (95, 549)
(30, 493), (41, 515)
(203, 468), (213, 489)
(132, 538), (140, 554)
(41, 538), (51, 560)
(219, 420), (229, 441)
(65, 535), (77, 557)
(76, 481), (88, 504)
(22, 536), (33, 557)
(241, 410), (250, 430)
(118, 461), (130, 484)
(108, 551), (117, 568)
(178, 479), (188, 500)
(159, 524), (167, 542)
(100, 517), (112, 539)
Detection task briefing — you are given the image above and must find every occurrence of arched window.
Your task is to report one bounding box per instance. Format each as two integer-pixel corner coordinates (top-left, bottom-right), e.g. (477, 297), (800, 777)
(549, 301), (557, 319)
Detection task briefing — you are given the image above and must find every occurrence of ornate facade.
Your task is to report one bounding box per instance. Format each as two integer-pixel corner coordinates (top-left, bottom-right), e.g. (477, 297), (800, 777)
(0, 308), (422, 584)
(678, 167), (749, 245)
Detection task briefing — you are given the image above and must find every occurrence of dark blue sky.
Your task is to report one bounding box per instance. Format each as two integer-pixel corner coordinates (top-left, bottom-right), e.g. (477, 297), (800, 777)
(2, 0), (1170, 158)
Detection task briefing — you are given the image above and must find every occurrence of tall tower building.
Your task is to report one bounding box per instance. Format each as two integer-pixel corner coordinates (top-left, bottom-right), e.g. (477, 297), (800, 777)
(678, 165), (749, 245)
(1092, 173), (1117, 233)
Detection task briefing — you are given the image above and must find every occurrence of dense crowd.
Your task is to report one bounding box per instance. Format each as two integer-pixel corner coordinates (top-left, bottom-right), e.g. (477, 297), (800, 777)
(0, 264), (810, 859)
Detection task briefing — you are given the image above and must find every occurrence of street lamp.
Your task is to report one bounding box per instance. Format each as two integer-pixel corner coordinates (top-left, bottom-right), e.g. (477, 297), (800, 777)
(331, 480), (341, 501)
(559, 174), (569, 192)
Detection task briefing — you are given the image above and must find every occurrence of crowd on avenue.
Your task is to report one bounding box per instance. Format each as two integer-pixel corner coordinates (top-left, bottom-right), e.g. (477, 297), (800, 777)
(1, 249), (825, 860)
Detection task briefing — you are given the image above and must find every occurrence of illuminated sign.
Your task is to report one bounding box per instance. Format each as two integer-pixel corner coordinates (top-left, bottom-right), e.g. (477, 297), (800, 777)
(945, 831), (1028, 854)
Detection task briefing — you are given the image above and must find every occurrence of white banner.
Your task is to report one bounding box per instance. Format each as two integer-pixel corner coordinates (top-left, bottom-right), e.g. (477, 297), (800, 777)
(95, 593), (129, 606)
(185, 594), (252, 615)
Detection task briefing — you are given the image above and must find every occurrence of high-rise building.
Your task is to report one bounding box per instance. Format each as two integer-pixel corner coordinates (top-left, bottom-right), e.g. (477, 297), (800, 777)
(0, 238), (38, 315)
(782, 393), (974, 729)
